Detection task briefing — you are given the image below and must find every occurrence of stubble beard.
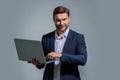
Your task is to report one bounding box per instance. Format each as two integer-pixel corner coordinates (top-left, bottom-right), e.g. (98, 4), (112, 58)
(57, 26), (68, 33)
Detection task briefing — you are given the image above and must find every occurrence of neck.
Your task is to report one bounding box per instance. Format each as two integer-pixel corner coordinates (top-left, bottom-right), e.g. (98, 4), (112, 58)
(57, 30), (64, 37)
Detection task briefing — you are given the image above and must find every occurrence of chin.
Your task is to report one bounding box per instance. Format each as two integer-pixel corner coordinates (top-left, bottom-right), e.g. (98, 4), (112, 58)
(57, 27), (67, 32)
(58, 29), (65, 32)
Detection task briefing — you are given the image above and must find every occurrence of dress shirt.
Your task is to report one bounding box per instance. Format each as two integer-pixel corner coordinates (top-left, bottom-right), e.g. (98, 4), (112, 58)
(54, 28), (69, 80)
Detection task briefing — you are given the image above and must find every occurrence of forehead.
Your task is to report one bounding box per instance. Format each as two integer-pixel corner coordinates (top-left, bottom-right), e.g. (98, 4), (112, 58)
(54, 13), (69, 19)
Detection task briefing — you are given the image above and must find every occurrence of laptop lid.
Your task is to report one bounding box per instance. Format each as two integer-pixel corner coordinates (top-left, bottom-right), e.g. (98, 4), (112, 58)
(14, 38), (48, 64)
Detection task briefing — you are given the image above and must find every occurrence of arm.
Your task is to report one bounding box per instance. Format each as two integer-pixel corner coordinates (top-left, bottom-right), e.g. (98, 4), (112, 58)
(61, 34), (87, 65)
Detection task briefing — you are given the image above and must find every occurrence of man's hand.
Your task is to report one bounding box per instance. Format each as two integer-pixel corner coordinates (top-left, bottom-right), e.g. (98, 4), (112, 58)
(27, 58), (41, 66)
(46, 52), (62, 59)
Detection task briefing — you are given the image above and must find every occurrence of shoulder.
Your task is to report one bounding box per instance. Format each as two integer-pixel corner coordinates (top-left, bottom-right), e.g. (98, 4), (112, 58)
(69, 29), (84, 38)
(42, 30), (55, 38)
(69, 29), (86, 44)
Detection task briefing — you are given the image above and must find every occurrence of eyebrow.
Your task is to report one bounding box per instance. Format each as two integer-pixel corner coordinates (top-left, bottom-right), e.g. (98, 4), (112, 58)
(56, 18), (67, 21)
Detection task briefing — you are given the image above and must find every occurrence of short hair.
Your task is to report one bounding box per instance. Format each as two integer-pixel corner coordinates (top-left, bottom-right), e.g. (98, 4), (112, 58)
(53, 6), (70, 19)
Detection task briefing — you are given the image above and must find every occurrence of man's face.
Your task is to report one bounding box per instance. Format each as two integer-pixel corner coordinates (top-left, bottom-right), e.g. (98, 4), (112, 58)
(53, 13), (70, 32)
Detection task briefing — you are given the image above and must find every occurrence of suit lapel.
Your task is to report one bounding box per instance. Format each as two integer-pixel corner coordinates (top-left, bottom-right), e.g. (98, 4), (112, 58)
(63, 30), (73, 52)
(50, 31), (55, 52)
(50, 30), (73, 53)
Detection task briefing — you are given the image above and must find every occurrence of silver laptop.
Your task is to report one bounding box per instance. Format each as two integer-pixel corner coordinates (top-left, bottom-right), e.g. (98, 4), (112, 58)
(14, 38), (54, 64)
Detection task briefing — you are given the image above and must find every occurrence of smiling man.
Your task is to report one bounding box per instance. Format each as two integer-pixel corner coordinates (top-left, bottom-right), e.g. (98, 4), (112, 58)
(28, 6), (87, 80)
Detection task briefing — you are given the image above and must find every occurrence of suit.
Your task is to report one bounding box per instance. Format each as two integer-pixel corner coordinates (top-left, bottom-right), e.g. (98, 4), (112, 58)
(37, 29), (87, 80)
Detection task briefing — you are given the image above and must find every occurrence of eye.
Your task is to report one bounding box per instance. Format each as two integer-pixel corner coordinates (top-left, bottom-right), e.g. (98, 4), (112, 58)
(56, 19), (60, 22)
(63, 18), (66, 21)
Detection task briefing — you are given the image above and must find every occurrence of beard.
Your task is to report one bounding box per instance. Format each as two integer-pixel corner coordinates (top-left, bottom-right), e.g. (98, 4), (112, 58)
(56, 25), (68, 33)
(57, 28), (65, 32)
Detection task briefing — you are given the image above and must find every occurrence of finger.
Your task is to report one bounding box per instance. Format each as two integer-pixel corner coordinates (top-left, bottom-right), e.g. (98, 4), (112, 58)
(27, 61), (31, 63)
(47, 54), (51, 58)
(31, 58), (37, 64)
(48, 55), (52, 59)
(34, 59), (39, 65)
(52, 54), (56, 58)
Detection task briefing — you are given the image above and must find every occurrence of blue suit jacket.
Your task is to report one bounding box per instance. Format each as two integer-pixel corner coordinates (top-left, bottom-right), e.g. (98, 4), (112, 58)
(37, 29), (87, 80)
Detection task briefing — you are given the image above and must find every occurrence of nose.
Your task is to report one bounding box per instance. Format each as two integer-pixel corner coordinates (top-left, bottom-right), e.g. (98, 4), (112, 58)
(60, 20), (64, 25)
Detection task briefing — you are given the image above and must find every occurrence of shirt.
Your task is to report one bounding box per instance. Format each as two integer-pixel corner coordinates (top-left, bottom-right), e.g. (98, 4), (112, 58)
(54, 28), (69, 80)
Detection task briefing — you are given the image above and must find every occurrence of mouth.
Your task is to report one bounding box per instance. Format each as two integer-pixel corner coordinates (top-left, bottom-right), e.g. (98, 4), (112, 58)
(57, 25), (64, 29)
(58, 25), (64, 28)
(56, 25), (66, 32)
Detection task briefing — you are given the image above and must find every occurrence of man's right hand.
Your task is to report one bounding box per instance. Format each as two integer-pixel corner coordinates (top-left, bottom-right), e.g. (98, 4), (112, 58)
(27, 58), (41, 66)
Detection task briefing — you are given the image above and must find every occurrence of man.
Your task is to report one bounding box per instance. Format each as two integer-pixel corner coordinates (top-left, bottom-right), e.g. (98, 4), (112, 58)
(28, 6), (87, 80)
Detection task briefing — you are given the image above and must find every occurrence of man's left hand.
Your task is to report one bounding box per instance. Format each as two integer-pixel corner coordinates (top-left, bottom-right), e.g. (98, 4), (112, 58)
(46, 52), (62, 59)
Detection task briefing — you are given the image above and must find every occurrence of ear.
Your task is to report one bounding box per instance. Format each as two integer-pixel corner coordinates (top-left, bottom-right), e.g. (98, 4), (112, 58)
(68, 17), (70, 22)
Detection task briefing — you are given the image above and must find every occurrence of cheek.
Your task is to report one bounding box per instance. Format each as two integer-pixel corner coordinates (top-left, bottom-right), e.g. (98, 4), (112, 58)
(65, 21), (69, 25)
(55, 22), (60, 25)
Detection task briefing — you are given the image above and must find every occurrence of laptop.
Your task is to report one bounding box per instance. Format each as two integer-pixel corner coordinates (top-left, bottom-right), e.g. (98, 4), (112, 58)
(14, 38), (54, 64)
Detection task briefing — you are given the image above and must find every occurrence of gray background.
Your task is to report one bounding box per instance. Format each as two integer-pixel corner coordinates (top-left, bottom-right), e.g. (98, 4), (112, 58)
(0, 0), (120, 80)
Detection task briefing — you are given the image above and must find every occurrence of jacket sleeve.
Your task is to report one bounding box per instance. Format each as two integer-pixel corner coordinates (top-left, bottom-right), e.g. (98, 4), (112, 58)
(61, 34), (87, 65)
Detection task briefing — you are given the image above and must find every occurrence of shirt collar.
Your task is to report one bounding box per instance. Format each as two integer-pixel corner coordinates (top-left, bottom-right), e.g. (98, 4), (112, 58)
(55, 27), (70, 39)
